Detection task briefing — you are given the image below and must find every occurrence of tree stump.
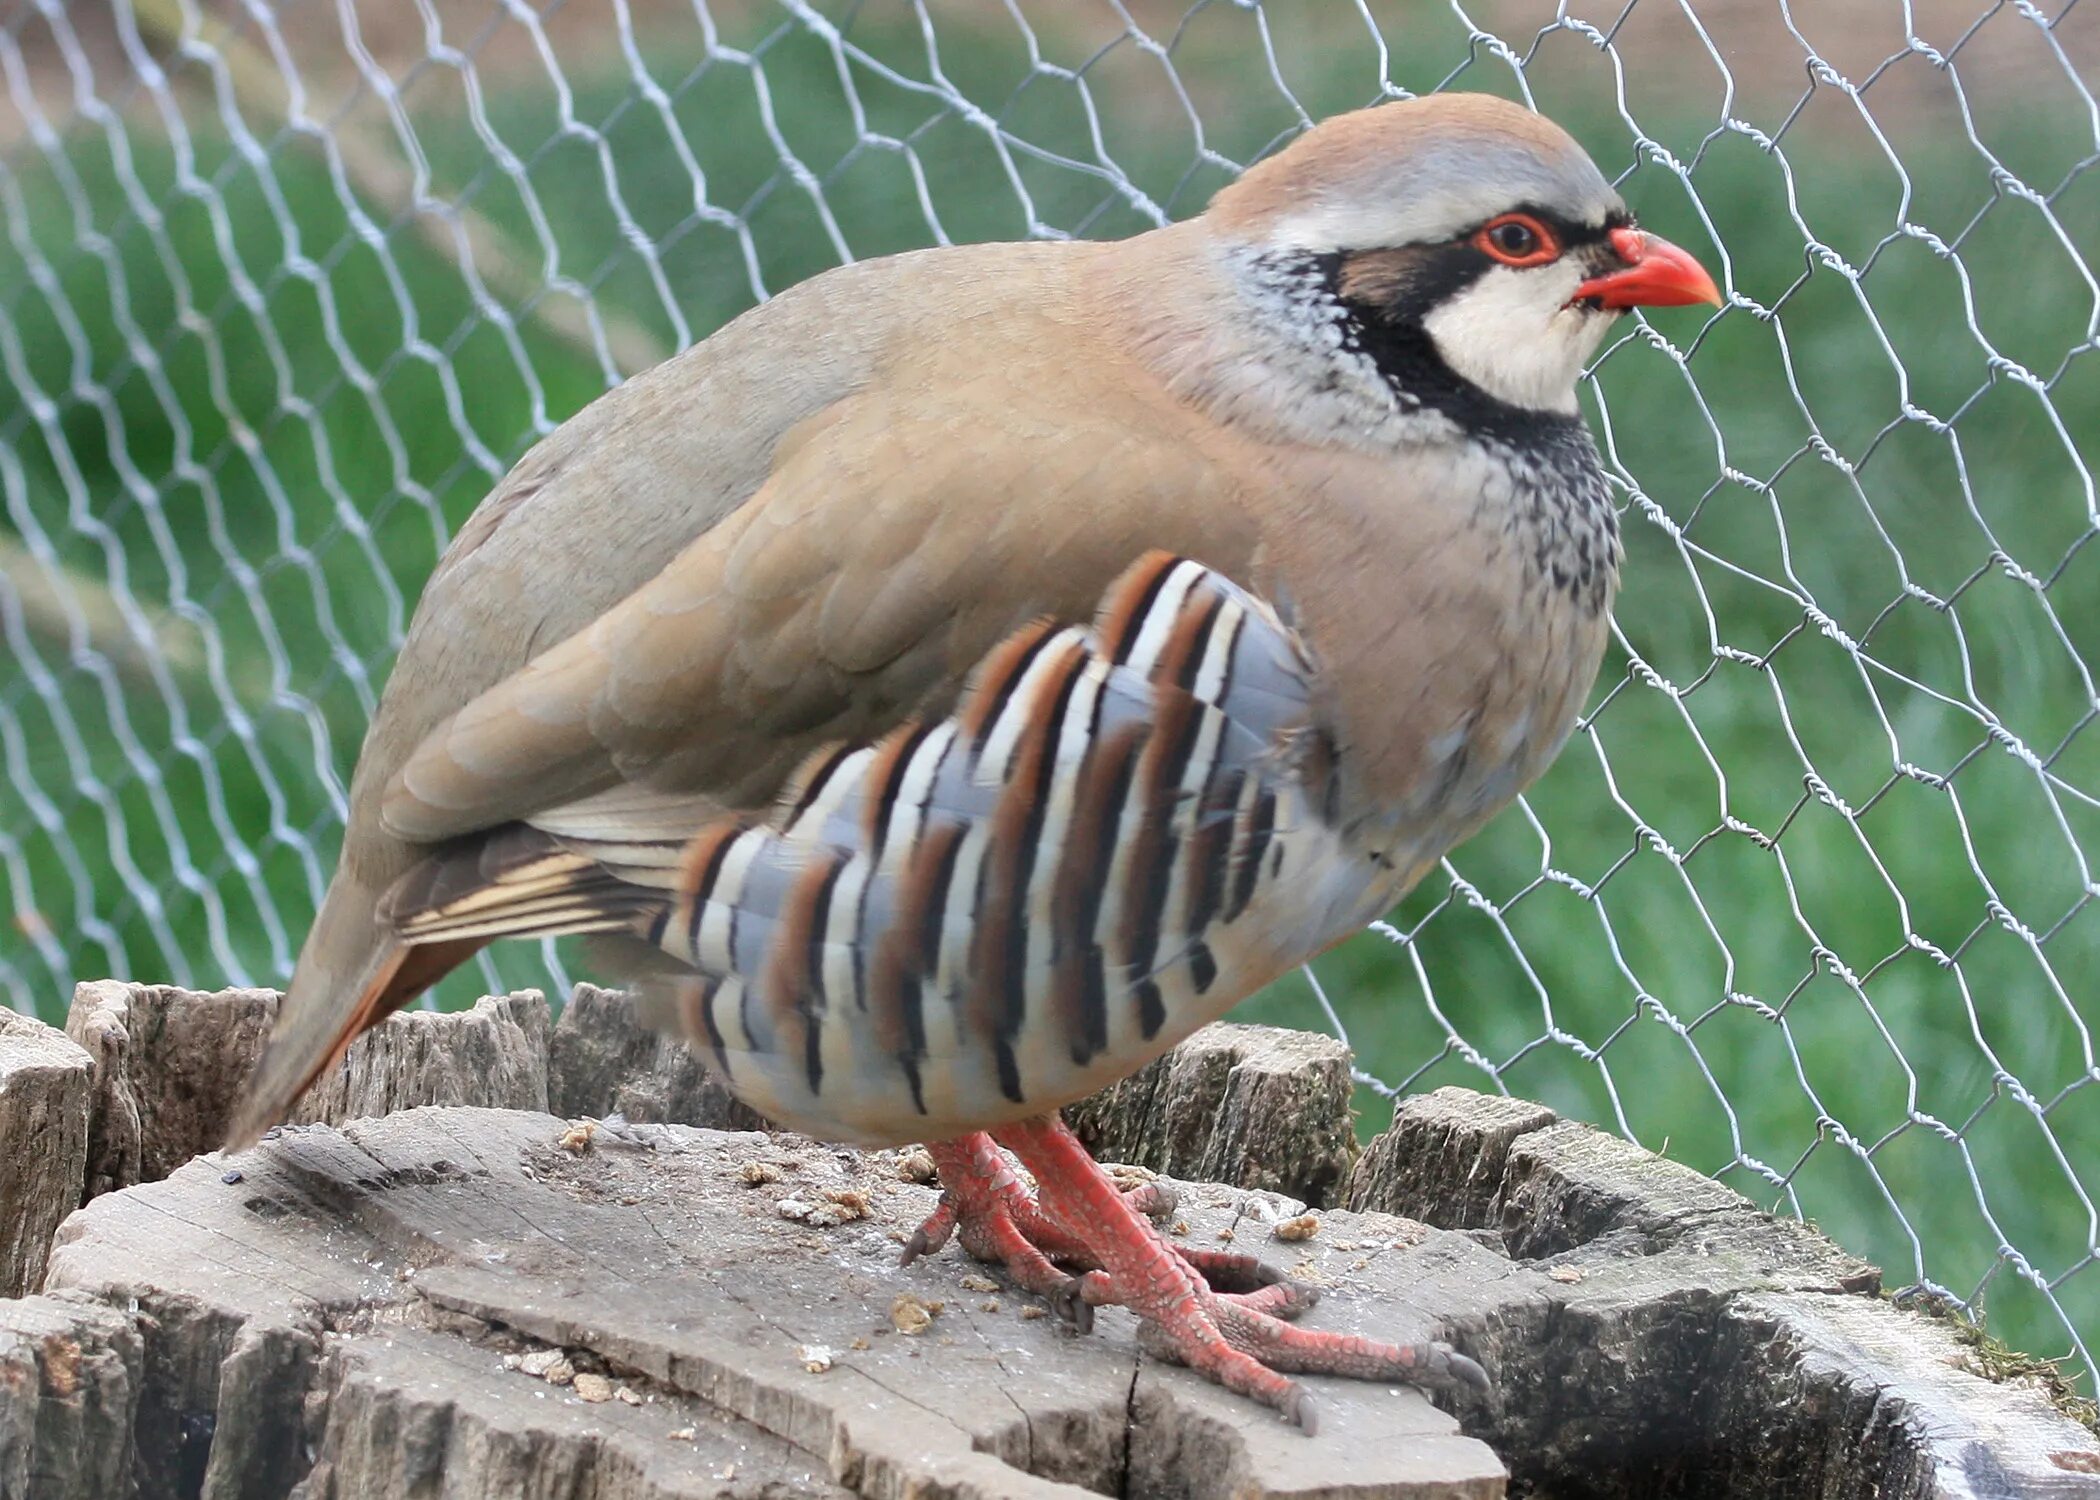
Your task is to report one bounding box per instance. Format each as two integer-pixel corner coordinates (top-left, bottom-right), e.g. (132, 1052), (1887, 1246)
(1065, 1022), (1356, 1207)
(4, 989), (2095, 1498)
(44, 1108), (1503, 1499)
(63, 983), (552, 1200)
(0, 1010), (91, 1298)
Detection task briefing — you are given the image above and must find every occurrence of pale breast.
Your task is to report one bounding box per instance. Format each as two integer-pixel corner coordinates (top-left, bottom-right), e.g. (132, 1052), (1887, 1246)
(1275, 417), (1620, 882)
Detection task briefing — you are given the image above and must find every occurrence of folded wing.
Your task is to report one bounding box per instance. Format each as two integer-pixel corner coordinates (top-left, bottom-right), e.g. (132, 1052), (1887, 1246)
(382, 553), (1374, 1143)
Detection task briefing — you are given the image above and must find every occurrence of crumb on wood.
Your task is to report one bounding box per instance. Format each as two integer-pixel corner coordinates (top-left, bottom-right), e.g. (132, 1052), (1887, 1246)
(573, 1373), (613, 1403)
(958, 1273), (1000, 1294)
(615, 1386), (642, 1406)
(1020, 1306), (1047, 1321)
(895, 1148), (937, 1183)
(1273, 1213), (1320, 1242)
(667, 1427), (696, 1442)
(557, 1120), (596, 1154)
(510, 1349), (575, 1385)
(737, 1160), (782, 1187)
(1549, 1264), (1583, 1284)
(799, 1344), (835, 1373)
(823, 1187), (872, 1220)
(890, 1293), (942, 1335)
(1217, 1228), (1234, 1242)
(776, 1189), (869, 1229)
(1171, 1219), (1189, 1237)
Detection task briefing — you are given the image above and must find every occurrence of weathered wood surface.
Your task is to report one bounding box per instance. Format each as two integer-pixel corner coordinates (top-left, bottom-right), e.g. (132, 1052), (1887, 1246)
(0, 1010), (91, 1298)
(41, 1107), (1503, 1499)
(0, 1290), (141, 1499)
(63, 982), (552, 1200)
(548, 983), (767, 1133)
(3, 987), (2095, 1499)
(1353, 1087), (2100, 1499)
(1065, 1021), (1356, 1207)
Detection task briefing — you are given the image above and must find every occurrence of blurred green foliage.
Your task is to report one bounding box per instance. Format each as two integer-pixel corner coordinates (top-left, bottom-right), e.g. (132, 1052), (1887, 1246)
(1, 5), (2092, 1383)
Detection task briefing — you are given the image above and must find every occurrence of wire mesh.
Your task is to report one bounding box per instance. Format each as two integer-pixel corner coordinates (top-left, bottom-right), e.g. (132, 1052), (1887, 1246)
(1, 0), (2093, 1393)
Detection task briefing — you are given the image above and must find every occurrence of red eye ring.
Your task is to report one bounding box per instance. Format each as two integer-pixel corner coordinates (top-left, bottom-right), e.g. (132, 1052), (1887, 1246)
(1471, 212), (1561, 268)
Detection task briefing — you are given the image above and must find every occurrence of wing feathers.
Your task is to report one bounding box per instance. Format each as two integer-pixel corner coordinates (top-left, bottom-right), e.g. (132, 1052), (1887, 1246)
(376, 552), (1367, 1145)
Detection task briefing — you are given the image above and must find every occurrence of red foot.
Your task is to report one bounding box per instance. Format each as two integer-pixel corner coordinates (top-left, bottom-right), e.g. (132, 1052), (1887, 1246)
(901, 1116), (1488, 1432)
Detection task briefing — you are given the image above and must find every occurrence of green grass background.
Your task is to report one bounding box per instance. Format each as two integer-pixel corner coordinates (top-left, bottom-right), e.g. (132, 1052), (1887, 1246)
(2, 3), (2093, 1385)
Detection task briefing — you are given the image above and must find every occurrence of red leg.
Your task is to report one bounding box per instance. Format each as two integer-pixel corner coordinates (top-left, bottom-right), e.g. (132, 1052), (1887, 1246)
(906, 1116), (1488, 1432)
(903, 1132), (1315, 1329)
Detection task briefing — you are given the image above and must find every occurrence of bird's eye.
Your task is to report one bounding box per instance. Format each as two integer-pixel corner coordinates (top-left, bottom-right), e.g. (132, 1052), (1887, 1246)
(1490, 222), (1537, 256)
(1472, 213), (1559, 268)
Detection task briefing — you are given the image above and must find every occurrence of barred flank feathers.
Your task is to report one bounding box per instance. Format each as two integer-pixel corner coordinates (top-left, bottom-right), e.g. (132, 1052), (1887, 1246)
(643, 551), (1348, 1139)
(374, 553), (1351, 1145)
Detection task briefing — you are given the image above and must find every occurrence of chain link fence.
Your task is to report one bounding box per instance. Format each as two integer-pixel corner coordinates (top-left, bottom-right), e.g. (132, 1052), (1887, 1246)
(2, 0), (2093, 1395)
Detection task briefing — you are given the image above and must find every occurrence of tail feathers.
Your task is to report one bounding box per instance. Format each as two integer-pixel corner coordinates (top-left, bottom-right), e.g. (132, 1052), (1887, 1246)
(223, 883), (475, 1149)
(381, 823), (667, 944)
(226, 826), (669, 1150)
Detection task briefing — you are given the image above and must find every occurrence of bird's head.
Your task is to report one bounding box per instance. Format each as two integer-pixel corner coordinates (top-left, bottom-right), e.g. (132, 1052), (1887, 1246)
(1208, 94), (1721, 423)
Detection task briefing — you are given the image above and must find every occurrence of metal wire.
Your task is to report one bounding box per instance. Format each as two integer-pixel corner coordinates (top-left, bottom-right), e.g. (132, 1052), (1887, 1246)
(1, 0), (2092, 1388)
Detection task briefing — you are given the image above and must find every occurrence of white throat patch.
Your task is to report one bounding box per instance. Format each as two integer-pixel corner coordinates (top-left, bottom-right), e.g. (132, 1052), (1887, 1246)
(1420, 263), (1612, 415)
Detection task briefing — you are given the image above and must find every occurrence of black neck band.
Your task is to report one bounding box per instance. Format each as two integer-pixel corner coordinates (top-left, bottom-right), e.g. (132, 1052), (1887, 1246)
(1297, 250), (1589, 451)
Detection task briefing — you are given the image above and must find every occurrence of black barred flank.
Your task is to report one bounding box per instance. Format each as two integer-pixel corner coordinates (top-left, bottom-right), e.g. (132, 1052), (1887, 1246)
(1055, 723), (1144, 1063)
(1189, 941), (1218, 995)
(1135, 979), (1167, 1040)
(693, 977), (730, 1077)
(486, 551), (1344, 1136)
(995, 1038), (1024, 1104)
(1104, 554), (1184, 665)
(1227, 787), (1277, 923)
(782, 742), (858, 830)
(991, 642), (1085, 1049)
(964, 621), (1059, 754)
(867, 721), (936, 856)
(1185, 767), (1243, 945)
(1171, 587), (1228, 690)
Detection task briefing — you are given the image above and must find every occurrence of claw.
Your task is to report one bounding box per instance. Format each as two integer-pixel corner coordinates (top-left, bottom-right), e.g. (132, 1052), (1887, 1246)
(1047, 1276), (1095, 1334)
(1284, 1385), (1318, 1435)
(1121, 1179), (1179, 1219)
(1425, 1342), (1491, 1395)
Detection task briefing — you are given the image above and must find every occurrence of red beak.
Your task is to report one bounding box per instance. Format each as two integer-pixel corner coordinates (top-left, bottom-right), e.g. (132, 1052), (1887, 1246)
(1572, 226), (1722, 311)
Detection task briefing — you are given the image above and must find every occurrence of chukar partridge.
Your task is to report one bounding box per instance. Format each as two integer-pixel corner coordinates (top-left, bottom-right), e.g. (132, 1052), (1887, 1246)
(230, 92), (1719, 1429)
